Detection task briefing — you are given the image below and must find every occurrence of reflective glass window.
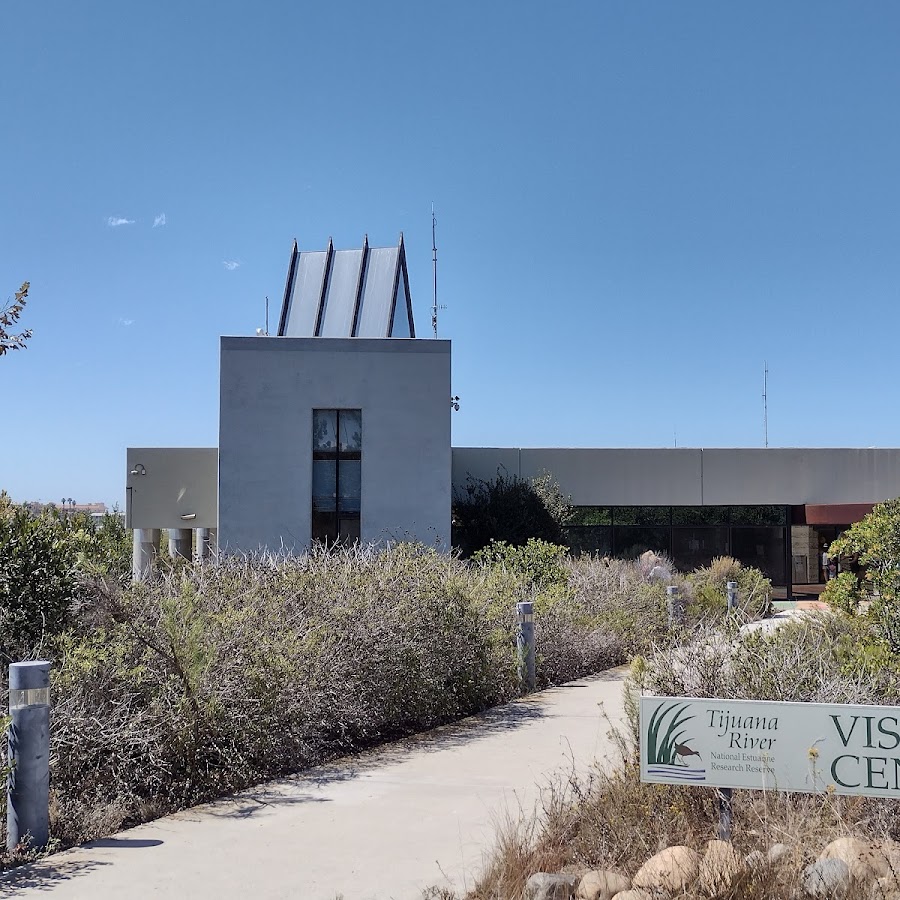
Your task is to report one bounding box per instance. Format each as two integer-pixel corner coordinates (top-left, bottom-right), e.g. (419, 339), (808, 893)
(613, 526), (671, 558)
(672, 506), (729, 526)
(731, 527), (786, 585)
(729, 506), (787, 526)
(672, 527), (729, 571)
(313, 410), (338, 451)
(312, 460), (336, 511)
(567, 507), (612, 526)
(338, 460), (361, 513)
(613, 507), (671, 526)
(339, 409), (362, 452)
(564, 525), (612, 557)
(312, 409), (362, 544)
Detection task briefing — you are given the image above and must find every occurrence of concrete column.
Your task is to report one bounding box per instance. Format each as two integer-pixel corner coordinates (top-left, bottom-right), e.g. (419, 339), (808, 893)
(7, 661), (50, 851)
(169, 528), (192, 561)
(132, 528), (160, 581)
(195, 528), (212, 562)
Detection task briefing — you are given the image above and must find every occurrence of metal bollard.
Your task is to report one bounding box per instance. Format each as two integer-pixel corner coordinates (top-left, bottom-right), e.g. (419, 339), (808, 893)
(516, 601), (536, 693)
(666, 585), (685, 627)
(726, 581), (738, 612)
(7, 661), (51, 851)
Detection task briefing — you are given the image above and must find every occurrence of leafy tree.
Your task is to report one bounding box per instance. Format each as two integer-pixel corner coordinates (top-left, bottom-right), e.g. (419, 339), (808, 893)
(0, 507), (77, 660)
(0, 282), (32, 356)
(0, 503), (131, 660)
(452, 468), (571, 557)
(823, 499), (900, 651)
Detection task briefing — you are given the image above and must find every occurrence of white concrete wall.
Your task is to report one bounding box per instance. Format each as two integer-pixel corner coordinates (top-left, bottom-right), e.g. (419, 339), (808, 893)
(126, 447), (218, 529)
(452, 447), (900, 507)
(219, 337), (451, 554)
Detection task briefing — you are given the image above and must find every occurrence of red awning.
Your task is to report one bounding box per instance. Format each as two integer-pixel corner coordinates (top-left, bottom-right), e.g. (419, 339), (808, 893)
(803, 503), (875, 525)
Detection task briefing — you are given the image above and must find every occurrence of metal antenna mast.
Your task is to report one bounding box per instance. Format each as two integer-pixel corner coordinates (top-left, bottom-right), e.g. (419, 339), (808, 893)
(265, 296), (269, 336)
(431, 203), (439, 338)
(763, 362), (769, 448)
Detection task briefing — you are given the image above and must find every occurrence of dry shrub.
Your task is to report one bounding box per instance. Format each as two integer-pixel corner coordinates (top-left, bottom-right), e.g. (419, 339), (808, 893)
(687, 555), (773, 620)
(1, 542), (661, 852)
(43, 544), (520, 841)
(465, 756), (900, 900)
(563, 555), (672, 659)
(460, 614), (900, 900)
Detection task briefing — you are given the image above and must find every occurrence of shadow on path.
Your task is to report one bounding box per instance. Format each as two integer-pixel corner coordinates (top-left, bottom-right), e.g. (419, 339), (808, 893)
(84, 839), (163, 849)
(0, 858), (110, 896)
(198, 672), (622, 821)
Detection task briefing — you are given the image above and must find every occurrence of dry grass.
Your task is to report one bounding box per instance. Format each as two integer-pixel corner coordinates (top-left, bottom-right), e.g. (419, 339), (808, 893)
(447, 615), (900, 900)
(457, 748), (900, 899)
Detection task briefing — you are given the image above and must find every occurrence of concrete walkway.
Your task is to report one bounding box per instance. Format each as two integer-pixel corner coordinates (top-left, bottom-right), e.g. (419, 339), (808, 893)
(1, 669), (628, 900)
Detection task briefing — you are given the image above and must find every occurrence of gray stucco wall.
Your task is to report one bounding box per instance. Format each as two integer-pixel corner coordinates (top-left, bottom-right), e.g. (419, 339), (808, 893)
(452, 447), (900, 506)
(219, 337), (451, 554)
(126, 447), (218, 529)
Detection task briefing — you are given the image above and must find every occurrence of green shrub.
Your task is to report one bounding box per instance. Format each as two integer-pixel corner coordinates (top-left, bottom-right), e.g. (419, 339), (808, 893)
(0, 508), (77, 660)
(824, 499), (900, 653)
(452, 469), (571, 557)
(0, 504), (130, 662)
(473, 538), (569, 592)
(686, 555), (771, 620)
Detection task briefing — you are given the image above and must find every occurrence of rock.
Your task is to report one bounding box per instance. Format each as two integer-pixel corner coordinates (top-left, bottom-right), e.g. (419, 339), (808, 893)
(632, 845), (701, 893)
(575, 870), (631, 900)
(820, 836), (893, 886)
(803, 858), (852, 898)
(610, 891), (655, 900)
(524, 872), (579, 900)
(767, 842), (792, 865)
(699, 839), (745, 894)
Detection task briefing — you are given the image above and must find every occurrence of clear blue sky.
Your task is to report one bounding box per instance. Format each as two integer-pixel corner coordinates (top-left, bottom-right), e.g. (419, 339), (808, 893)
(2, 1), (899, 507)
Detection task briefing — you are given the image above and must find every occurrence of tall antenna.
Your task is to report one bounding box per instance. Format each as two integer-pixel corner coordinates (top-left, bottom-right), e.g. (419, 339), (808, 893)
(265, 296), (269, 336)
(431, 203), (438, 338)
(763, 361), (769, 448)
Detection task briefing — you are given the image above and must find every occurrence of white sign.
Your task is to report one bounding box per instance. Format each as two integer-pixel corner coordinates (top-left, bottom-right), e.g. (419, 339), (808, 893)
(640, 695), (900, 798)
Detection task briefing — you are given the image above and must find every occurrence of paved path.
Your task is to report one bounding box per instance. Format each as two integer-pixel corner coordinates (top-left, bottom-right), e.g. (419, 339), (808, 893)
(1, 669), (628, 900)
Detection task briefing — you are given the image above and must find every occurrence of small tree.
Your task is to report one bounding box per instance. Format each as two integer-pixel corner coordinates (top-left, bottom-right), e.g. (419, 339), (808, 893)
(823, 498), (900, 651)
(452, 468), (571, 557)
(0, 282), (32, 356)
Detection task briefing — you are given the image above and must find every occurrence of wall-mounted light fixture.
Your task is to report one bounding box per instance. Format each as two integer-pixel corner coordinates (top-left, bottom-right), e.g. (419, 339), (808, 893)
(179, 513), (197, 521)
(130, 464), (147, 476)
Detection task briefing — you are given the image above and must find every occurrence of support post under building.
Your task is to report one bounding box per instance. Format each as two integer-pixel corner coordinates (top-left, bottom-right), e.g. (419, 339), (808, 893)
(195, 528), (216, 561)
(132, 528), (160, 581)
(168, 528), (192, 561)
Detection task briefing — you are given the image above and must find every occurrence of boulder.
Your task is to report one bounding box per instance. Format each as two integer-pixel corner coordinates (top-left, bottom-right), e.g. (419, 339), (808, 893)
(610, 891), (655, 900)
(820, 836), (894, 886)
(699, 839), (745, 894)
(632, 845), (701, 893)
(803, 858), (852, 899)
(524, 872), (579, 900)
(575, 870), (631, 900)
(767, 842), (792, 865)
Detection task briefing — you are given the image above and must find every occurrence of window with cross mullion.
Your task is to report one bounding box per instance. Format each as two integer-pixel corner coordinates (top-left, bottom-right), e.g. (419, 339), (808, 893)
(312, 409), (362, 544)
